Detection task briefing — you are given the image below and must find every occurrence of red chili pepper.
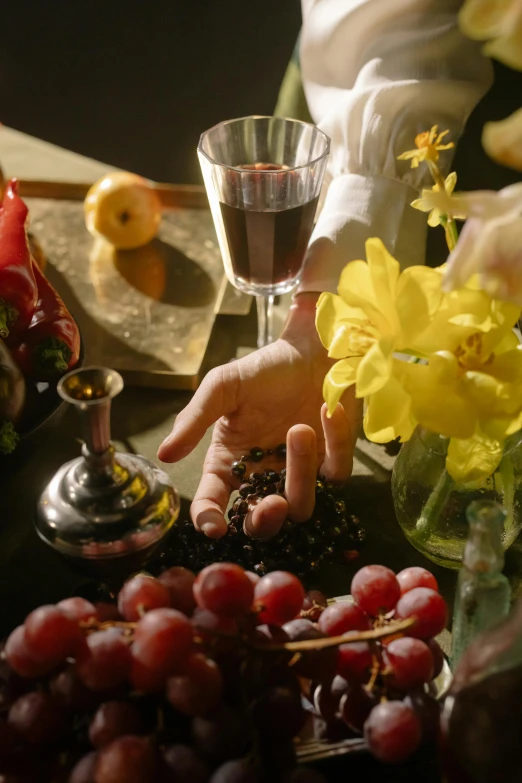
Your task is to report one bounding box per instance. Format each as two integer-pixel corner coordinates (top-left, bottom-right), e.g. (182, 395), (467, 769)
(14, 261), (80, 380)
(0, 179), (38, 343)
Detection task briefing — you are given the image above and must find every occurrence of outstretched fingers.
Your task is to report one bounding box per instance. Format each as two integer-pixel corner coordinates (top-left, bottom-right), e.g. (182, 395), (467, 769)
(158, 365), (238, 463)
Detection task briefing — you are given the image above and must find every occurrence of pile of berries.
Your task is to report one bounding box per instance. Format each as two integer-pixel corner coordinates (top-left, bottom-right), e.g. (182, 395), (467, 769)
(0, 563), (446, 782)
(157, 473), (365, 583)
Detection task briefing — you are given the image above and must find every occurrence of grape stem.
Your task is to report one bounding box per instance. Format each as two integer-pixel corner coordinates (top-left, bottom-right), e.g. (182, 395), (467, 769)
(282, 617), (415, 652)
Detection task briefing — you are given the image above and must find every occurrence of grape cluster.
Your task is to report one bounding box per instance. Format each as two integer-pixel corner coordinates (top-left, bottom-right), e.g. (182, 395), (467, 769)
(311, 565), (447, 764)
(0, 563), (446, 781)
(156, 473), (365, 583)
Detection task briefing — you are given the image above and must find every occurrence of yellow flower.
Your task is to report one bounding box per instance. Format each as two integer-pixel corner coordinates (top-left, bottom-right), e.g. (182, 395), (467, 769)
(316, 238), (442, 443)
(410, 172), (466, 226)
(460, 0), (522, 71)
(482, 108), (522, 172)
(400, 289), (522, 480)
(397, 126), (454, 169)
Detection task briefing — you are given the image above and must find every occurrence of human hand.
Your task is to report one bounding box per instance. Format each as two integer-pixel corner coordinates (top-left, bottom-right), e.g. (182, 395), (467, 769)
(158, 294), (359, 539)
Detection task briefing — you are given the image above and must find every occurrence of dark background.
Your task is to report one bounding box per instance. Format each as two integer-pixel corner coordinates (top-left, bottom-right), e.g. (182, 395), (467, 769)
(0, 0), (301, 182)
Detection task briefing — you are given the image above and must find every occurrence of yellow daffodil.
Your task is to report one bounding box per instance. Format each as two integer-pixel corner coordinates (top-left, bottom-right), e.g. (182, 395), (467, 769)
(460, 0), (522, 71)
(316, 238), (442, 443)
(410, 172), (466, 226)
(397, 126), (454, 170)
(482, 108), (522, 172)
(400, 289), (522, 480)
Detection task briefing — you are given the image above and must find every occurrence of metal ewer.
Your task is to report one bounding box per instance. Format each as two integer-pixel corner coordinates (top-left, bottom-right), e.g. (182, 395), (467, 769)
(35, 366), (180, 577)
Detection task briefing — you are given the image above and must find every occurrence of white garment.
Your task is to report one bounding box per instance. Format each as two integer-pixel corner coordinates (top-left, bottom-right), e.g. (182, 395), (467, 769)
(298, 0), (493, 293)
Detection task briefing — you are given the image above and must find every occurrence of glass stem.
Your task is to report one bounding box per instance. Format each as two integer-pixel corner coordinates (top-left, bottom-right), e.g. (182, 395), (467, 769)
(414, 468), (455, 543)
(256, 295), (275, 349)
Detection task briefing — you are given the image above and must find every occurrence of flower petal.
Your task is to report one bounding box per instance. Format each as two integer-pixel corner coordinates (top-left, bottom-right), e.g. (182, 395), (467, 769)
(355, 337), (393, 397)
(316, 292), (368, 356)
(446, 431), (503, 484)
(396, 266), (443, 348)
(338, 239), (400, 335)
(323, 357), (361, 416)
(363, 373), (416, 444)
(399, 357), (477, 439)
(483, 108), (522, 172)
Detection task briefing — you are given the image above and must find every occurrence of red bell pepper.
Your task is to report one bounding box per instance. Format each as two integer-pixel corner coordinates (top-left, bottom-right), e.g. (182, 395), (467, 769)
(0, 179), (38, 343)
(14, 261), (80, 380)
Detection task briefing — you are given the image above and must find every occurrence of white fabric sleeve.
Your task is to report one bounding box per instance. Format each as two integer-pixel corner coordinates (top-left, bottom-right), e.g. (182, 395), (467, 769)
(298, 0), (493, 294)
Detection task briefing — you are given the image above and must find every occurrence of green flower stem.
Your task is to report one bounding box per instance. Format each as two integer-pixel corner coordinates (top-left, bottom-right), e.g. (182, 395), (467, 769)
(496, 455), (516, 547)
(414, 468), (455, 544)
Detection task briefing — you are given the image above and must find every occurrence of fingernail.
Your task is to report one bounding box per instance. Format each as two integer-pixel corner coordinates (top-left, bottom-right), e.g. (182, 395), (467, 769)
(196, 510), (225, 538)
(290, 428), (313, 455)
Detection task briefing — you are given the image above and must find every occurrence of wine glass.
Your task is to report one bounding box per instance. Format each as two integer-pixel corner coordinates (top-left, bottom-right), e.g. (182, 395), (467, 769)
(198, 115), (330, 348)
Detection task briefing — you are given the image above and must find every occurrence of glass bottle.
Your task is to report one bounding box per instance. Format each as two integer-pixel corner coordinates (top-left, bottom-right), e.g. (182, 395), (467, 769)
(451, 499), (511, 667)
(441, 598), (522, 783)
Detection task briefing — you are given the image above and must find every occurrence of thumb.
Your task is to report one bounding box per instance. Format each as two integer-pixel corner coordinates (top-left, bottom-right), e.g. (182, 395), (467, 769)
(158, 365), (238, 462)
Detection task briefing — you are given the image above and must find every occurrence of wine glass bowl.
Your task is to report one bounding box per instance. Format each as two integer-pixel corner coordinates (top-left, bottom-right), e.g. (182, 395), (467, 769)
(198, 116), (329, 347)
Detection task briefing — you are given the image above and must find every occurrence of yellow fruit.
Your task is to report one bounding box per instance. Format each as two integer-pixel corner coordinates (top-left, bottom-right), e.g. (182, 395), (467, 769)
(84, 172), (162, 250)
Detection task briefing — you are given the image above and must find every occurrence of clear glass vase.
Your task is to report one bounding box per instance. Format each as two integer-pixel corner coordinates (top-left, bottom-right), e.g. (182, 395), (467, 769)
(391, 427), (522, 569)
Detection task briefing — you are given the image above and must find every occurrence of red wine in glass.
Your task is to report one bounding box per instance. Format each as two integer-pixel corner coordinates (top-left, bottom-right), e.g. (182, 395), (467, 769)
(198, 118), (330, 347)
(219, 162), (319, 288)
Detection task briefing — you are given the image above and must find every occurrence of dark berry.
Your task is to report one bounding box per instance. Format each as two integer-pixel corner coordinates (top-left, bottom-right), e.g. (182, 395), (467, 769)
(250, 447), (265, 462)
(232, 461), (246, 478)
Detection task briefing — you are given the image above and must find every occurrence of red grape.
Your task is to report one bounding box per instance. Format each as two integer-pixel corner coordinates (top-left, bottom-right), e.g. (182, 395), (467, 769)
(340, 685), (376, 732)
(313, 682), (340, 723)
(117, 575), (171, 621)
(50, 667), (98, 711)
(132, 608), (193, 675)
(252, 686), (306, 740)
(57, 597), (97, 624)
(246, 571), (260, 587)
(210, 758), (257, 783)
(167, 653), (223, 716)
(395, 587), (447, 639)
(194, 563), (254, 618)
(301, 590), (328, 621)
(383, 637), (434, 690)
(282, 619), (338, 681)
(95, 735), (159, 783)
(396, 567), (438, 595)
(4, 625), (53, 678)
(89, 701), (141, 747)
(0, 716), (17, 760)
(255, 572), (305, 626)
(337, 642), (373, 683)
(25, 605), (83, 664)
(70, 751), (98, 783)
(8, 692), (65, 744)
(130, 657), (166, 693)
(404, 691), (441, 741)
(162, 744), (209, 783)
(427, 638), (445, 678)
(318, 602), (370, 636)
(158, 566), (196, 615)
(76, 629), (131, 691)
(364, 701), (421, 763)
(95, 603), (121, 623)
(192, 608), (238, 637)
(193, 706), (250, 764)
(351, 565), (400, 616)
